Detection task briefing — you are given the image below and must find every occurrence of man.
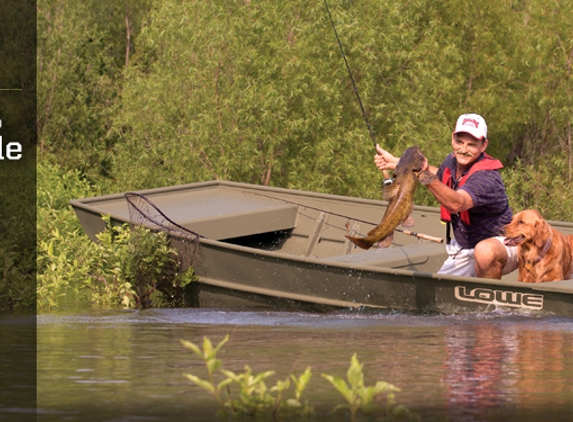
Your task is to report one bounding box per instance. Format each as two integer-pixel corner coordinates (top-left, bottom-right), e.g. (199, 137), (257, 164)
(374, 113), (518, 279)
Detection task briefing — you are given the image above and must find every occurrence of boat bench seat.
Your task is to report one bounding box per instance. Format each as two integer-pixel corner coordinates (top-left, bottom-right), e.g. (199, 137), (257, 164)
(323, 242), (447, 271)
(178, 193), (299, 240)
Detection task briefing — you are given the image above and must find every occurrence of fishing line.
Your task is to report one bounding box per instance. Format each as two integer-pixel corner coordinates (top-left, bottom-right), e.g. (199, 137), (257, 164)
(323, 0), (393, 186)
(324, 0), (375, 149)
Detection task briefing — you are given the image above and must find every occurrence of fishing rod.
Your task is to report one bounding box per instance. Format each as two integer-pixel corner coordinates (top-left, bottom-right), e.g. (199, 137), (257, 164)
(245, 191), (443, 244)
(323, 0), (393, 186)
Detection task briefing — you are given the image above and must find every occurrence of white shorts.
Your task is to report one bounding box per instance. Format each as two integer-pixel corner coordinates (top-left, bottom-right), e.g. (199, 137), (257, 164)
(437, 237), (518, 278)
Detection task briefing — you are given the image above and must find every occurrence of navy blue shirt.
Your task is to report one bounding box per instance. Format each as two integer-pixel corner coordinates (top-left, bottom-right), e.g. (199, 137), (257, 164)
(436, 153), (513, 249)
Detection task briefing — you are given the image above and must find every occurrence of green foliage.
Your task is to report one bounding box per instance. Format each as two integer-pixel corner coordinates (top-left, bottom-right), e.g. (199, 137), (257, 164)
(0, 0), (36, 148)
(37, 158), (101, 240)
(182, 335), (416, 421)
(37, 0), (151, 181)
(0, 0), (36, 312)
(95, 217), (198, 308)
(322, 353), (418, 422)
(37, 227), (90, 310)
(37, 159), (102, 309)
(0, 245), (36, 312)
(219, 366), (280, 416)
(113, 0), (373, 192)
(182, 335), (314, 420)
(37, 160), (197, 309)
(0, 149), (36, 312)
(37, 0), (573, 218)
(503, 158), (573, 221)
(289, 366), (313, 411)
(38, 214), (197, 310)
(181, 335), (233, 410)
(83, 218), (138, 307)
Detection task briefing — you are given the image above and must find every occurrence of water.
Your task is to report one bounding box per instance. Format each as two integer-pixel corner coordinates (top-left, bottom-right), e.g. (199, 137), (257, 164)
(34, 308), (573, 421)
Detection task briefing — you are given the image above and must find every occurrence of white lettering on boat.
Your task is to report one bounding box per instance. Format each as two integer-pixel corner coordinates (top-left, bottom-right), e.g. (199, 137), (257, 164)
(454, 286), (543, 310)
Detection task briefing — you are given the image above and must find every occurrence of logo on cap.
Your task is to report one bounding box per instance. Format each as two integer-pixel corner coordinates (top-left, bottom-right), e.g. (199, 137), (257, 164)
(462, 118), (480, 128)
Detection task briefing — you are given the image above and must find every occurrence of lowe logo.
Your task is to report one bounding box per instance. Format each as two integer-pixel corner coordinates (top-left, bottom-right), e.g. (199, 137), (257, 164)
(454, 286), (544, 310)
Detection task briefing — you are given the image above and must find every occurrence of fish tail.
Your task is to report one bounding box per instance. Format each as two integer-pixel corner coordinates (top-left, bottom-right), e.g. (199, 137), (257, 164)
(345, 235), (374, 250)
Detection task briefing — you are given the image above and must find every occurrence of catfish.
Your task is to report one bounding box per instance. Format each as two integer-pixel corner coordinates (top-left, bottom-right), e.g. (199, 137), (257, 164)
(346, 146), (426, 250)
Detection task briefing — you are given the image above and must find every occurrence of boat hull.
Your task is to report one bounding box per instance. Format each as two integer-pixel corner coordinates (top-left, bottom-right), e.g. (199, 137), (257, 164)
(189, 238), (573, 316)
(69, 180), (573, 316)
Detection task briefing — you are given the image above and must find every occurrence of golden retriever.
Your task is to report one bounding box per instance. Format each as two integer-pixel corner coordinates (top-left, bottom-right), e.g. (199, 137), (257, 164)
(502, 209), (573, 283)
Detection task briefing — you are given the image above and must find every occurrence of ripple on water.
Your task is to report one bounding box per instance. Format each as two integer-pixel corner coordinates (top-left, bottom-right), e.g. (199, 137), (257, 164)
(37, 306), (573, 331)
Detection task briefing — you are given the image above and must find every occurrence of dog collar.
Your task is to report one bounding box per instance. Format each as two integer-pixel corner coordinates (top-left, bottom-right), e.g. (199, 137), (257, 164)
(524, 232), (552, 270)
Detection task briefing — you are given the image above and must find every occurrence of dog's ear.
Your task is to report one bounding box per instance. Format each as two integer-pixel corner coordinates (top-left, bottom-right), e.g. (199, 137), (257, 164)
(533, 220), (549, 248)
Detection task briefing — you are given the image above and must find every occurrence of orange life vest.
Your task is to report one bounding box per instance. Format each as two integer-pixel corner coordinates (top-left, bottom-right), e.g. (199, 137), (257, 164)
(440, 154), (504, 225)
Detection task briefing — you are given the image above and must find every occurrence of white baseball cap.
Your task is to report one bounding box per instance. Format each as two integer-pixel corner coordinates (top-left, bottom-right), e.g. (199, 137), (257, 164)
(453, 113), (487, 140)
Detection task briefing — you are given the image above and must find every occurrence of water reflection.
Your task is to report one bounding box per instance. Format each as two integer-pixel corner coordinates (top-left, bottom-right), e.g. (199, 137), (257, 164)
(443, 319), (573, 422)
(36, 309), (573, 422)
(444, 323), (518, 421)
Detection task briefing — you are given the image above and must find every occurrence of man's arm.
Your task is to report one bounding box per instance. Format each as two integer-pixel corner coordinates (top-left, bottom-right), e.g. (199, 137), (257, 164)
(419, 173), (474, 213)
(417, 158), (474, 213)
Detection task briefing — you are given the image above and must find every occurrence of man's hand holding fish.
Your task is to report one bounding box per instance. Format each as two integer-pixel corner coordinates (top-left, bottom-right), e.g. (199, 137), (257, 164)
(375, 144), (437, 186)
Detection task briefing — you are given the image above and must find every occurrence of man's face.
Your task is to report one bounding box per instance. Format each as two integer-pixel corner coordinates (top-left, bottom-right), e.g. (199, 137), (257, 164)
(451, 132), (488, 167)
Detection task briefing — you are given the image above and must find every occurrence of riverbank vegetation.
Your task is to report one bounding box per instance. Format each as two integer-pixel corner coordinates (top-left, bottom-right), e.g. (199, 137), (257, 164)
(37, 162), (196, 309)
(30, 0), (573, 310)
(0, 149), (36, 311)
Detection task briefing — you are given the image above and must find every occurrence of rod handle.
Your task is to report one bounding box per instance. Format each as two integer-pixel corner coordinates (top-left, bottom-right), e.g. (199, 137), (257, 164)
(400, 230), (443, 243)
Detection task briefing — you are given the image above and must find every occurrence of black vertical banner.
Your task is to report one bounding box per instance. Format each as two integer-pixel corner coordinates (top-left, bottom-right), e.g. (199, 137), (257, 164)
(0, 0), (37, 420)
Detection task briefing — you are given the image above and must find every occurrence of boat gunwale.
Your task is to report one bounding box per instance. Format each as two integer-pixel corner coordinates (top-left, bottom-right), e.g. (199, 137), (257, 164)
(69, 179), (573, 230)
(68, 179), (441, 214)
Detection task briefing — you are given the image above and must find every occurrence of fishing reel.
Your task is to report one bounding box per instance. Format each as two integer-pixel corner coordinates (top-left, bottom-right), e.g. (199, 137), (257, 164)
(381, 168), (394, 187)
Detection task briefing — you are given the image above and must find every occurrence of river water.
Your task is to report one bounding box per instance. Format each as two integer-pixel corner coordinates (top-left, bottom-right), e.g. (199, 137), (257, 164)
(33, 307), (573, 422)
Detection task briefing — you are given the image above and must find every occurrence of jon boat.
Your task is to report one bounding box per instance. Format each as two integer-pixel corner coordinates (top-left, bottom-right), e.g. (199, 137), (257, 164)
(70, 180), (573, 316)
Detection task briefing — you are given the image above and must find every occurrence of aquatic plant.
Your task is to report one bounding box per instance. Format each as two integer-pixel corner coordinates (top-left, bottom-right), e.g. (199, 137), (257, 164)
(322, 353), (419, 422)
(181, 335), (232, 410)
(181, 335), (314, 420)
(181, 335), (417, 421)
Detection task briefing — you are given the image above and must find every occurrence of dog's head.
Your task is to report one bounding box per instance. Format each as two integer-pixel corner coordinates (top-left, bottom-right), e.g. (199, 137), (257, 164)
(502, 209), (549, 248)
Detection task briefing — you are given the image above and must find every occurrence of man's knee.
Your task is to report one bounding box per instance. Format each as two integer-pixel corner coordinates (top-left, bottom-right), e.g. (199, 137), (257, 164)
(474, 238), (507, 279)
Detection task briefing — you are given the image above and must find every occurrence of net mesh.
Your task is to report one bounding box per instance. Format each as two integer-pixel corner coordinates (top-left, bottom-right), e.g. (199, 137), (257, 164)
(124, 192), (203, 306)
(125, 192), (203, 239)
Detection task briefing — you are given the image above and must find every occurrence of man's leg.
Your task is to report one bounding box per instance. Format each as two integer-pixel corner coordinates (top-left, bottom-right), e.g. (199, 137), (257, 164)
(474, 237), (508, 279)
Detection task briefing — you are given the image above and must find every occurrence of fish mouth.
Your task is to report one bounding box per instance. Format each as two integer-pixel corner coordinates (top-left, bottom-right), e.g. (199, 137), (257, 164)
(504, 235), (525, 246)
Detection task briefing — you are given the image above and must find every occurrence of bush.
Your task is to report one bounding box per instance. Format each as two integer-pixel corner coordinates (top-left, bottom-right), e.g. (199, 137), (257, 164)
(37, 160), (197, 310)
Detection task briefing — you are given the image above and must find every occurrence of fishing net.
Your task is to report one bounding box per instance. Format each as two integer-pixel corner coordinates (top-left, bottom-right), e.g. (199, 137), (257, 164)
(124, 192), (203, 307)
(124, 192), (201, 237)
